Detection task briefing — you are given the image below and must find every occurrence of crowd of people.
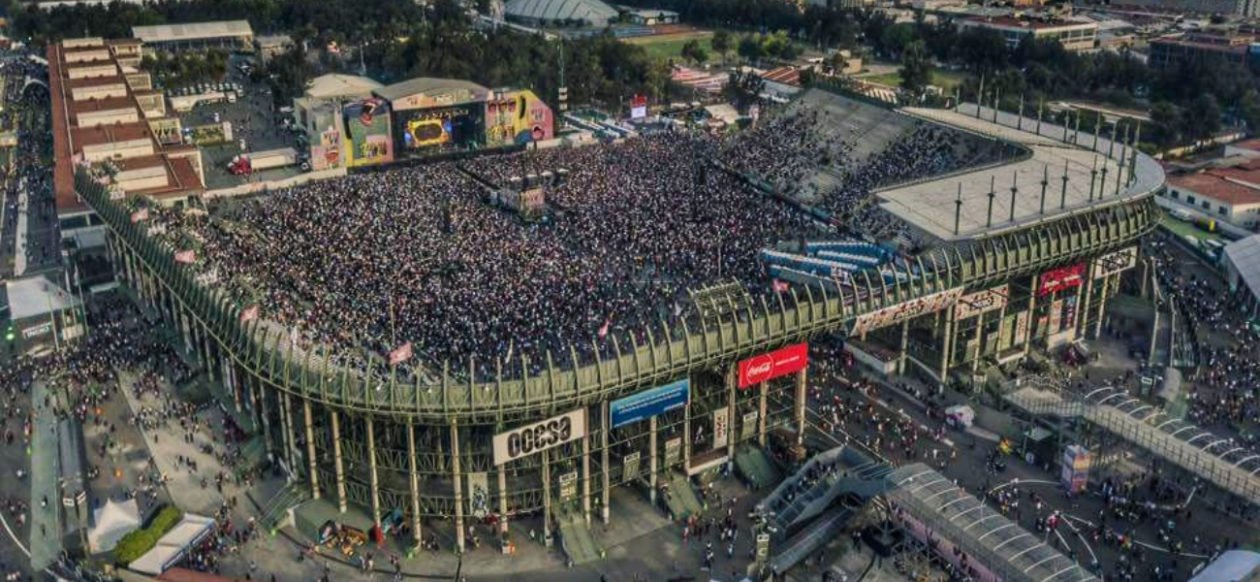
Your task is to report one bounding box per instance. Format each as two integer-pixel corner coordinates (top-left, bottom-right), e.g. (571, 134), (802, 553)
(150, 131), (818, 375)
(720, 96), (1007, 242)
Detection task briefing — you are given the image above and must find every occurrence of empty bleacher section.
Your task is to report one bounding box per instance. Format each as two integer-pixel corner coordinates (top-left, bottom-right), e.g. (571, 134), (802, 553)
(762, 239), (907, 291)
(720, 88), (1010, 241)
(887, 464), (1098, 582)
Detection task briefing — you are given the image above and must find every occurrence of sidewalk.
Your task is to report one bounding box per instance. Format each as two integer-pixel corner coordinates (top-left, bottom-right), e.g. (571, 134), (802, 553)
(28, 380), (62, 571)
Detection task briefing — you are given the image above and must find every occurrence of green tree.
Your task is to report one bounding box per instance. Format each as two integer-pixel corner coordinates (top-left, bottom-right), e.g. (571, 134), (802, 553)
(711, 30), (731, 62)
(1149, 101), (1182, 149)
(899, 40), (932, 97)
(1183, 94), (1222, 142)
(737, 34), (763, 63)
(681, 39), (708, 64)
(1240, 89), (1260, 132)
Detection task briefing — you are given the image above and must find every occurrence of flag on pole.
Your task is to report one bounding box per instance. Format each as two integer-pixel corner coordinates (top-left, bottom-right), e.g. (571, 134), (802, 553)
(772, 279), (789, 293)
(598, 316), (611, 339)
(174, 250), (196, 264)
(130, 208), (149, 223)
(239, 304), (260, 323)
(389, 341), (413, 365)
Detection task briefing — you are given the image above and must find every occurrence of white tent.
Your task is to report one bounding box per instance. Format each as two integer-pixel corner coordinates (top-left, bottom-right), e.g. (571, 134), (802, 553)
(128, 514), (216, 576)
(89, 499), (141, 554)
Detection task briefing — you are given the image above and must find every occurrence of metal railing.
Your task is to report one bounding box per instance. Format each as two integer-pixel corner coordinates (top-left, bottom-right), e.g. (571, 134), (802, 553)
(78, 170), (1158, 423)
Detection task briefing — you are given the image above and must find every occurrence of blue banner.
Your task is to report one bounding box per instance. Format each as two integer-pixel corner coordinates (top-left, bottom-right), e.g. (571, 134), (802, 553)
(610, 379), (690, 429)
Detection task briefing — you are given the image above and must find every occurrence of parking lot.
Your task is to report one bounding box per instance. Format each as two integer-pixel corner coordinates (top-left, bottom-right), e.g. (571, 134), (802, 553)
(171, 56), (304, 190)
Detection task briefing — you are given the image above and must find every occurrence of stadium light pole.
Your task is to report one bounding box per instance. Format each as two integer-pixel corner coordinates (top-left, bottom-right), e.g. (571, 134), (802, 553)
(1008, 171), (1018, 223)
(986, 176), (996, 228)
(954, 183), (963, 236)
(1060, 160), (1069, 210)
(1039, 165), (1048, 216)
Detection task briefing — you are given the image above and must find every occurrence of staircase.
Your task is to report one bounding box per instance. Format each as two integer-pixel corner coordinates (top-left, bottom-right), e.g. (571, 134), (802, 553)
(259, 483), (307, 534)
(661, 473), (705, 520)
(734, 446), (781, 490)
(768, 506), (856, 575)
(555, 504), (601, 565)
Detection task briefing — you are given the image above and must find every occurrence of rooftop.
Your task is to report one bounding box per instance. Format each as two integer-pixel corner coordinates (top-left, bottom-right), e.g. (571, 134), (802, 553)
(1168, 172), (1260, 206)
(760, 66), (801, 86)
(131, 20), (254, 44)
(964, 16), (1097, 30)
(4, 275), (81, 320)
(304, 73), (383, 100)
(879, 104), (1163, 241)
(70, 121), (153, 147)
(374, 77), (489, 103)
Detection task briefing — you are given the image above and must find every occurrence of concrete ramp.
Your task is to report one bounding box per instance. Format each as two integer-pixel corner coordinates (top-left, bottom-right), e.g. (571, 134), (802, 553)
(556, 505), (601, 565)
(768, 506), (855, 575)
(734, 446), (781, 490)
(662, 473), (704, 520)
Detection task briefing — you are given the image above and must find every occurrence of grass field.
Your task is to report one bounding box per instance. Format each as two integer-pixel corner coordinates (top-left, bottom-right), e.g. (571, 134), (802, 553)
(625, 31), (719, 63)
(861, 69), (968, 91)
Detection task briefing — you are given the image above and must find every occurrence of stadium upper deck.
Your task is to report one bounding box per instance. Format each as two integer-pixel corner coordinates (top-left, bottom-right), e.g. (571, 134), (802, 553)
(882, 104), (1160, 242)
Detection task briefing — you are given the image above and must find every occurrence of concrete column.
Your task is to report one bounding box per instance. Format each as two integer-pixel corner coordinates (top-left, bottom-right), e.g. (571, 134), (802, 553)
(939, 307), (956, 382)
(582, 427), (592, 525)
(1023, 276), (1039, 357)
(1070, 285), (1086, 341)
(794, 367), (807, 451)
(541, 449), (551, 547)
(498, 467), (509, 534)
(406, 422), (422, 546)
(726, 367), (737, 461)
(330, 411), (347, 513)
(451, 420), (465, 553)
(757, 381), (768, 447)
(1094, 274), (1111, 338)
(649, 416), (658, 504)
(601, 400), (610, 524)
(1081, 268), (1096, 339)
(897, 319), (910, 375)
(279, 392), (296, 482)
(971, 311), (985, 375)
(303, 399), (320, 499)
(683, 399), (692, 470)
(367, 417), (381, 529)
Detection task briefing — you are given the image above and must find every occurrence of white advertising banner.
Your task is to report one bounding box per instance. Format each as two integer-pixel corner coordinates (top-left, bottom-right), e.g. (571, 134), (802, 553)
(492, 408), (587, 466)
(1093, 246), (1138, 279)
(712, 408), (730, 449)
(954, 285), (1009, 321)
(850, 287), (964, 336)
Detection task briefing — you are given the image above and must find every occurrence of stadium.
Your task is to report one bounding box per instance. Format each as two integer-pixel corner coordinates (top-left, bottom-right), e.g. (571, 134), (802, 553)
(78, 86), (1160, 558)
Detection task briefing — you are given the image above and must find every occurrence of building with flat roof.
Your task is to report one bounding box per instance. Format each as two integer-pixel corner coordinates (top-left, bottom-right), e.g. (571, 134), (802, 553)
(504, 0), (619, 28)
(131, 20), (254, 53)
(958, 16), (1098, 52)
(1158, 159), (1260, 232)
(1148, 31), (1254, 69)
(49, 37), (204, 246)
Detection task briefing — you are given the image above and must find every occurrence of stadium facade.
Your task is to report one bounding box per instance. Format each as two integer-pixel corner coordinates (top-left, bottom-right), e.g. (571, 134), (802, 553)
(74, 90), (1161, 552)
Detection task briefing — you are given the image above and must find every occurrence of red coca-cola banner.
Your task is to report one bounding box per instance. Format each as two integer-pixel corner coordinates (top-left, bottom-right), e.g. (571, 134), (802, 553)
(738, 342), (809, 388)
(1037, 263), (1086, 297)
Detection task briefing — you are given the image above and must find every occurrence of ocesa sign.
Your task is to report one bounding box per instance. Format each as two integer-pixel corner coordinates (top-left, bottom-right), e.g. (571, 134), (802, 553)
(492, 408), (587, 465)
(738, 343), (809, 388)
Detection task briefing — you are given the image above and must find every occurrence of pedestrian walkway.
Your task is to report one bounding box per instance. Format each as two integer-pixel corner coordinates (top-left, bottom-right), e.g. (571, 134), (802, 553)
(1006, 386), (1260, 507)
(662, 473), (704, 520)
(28, 381), (62, 571)
(555, 504), (601, 565)
(116, 370), (227, 515)
(12, 184), (26, 276)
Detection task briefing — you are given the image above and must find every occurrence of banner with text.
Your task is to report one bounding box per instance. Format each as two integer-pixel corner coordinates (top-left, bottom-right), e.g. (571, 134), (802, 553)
(712, 408), (730, 449)
(850, 287), (964, 336)
(610, 379), (690, 428)
(1093, 246), (1138, 279)
(737, 342), (809, 388)
(954, 285), (1009, 321)
(1038, 263), (1086, 296)
(492, 408), (587, 465)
